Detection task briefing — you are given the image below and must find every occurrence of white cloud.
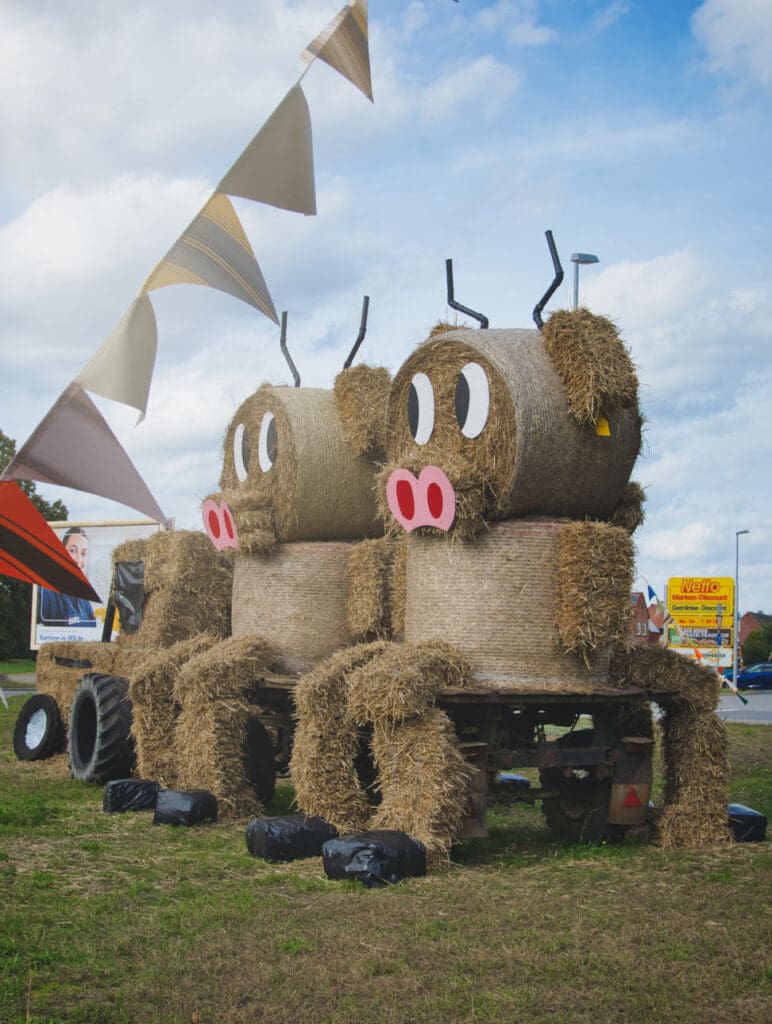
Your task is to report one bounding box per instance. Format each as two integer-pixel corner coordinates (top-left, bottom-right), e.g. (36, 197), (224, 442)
(692, 0), (772, 89)
(593, 2), (632, 34)
(475, 1), (555, 46)
(418, 56), (520, 122)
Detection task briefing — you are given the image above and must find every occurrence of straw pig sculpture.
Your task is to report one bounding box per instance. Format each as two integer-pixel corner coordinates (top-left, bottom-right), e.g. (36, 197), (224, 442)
(293, 307), (730, 856)
(179, 368), (392, 819)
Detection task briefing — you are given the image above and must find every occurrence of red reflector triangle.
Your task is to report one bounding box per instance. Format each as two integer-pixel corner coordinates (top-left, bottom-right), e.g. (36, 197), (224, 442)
(622, 786), (642, 808)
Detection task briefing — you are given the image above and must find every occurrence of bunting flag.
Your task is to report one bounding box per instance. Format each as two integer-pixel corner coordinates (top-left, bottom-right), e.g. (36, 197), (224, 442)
(218, 84), (316, 215)
(0, 382), (168, 525)
(76, 295), (158, 423)
(141, 193), (279, 322)
(300, 0), (373, 102)
(0, 481), (101, 602)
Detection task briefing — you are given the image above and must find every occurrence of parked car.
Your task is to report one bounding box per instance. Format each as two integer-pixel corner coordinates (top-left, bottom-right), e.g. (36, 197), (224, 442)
(735, 662), (772, 691)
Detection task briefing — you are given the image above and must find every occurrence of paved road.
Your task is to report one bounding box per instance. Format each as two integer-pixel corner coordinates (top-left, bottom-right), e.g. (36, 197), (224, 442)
(718, 691), (772, 725)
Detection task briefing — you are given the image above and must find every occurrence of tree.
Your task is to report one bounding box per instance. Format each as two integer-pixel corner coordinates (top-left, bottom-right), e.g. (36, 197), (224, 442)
(741, 630), (770, 668)
(0, 428), (69, 659)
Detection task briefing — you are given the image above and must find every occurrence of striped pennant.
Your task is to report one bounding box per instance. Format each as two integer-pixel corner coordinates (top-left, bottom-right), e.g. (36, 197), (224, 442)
(300, 0), (373, 102)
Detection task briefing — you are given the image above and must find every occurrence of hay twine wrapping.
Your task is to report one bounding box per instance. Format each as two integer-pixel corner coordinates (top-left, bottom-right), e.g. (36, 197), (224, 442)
(608, 480), (646, 534)
(347, 641), (472, 725)
(172, 635), (279, 820)
(369, 708), (475, 866)
(555, 520), (635, 662)
(128, 632), (221, 786)
(291, 642), (389, 831)
(347, 536), (398, 642)
(333, 364), (392, 458)
(404, 520), (612, 689)
(113, 530), (232, 650)
(232, 543), (354, 674)
(610, 644), (720, 713)
(541, 308), (639, 426)
(653, 707), (732, 849)
(385, 328), (641, 528)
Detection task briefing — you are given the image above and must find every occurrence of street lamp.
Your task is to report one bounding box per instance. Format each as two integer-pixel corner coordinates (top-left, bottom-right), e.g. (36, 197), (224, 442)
(734, 530), (749, 685)
(570, 252), (599, 310)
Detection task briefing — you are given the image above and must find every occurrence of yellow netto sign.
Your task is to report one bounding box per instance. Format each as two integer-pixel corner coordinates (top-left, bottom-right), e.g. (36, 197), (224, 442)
(667, 576), (734, 624)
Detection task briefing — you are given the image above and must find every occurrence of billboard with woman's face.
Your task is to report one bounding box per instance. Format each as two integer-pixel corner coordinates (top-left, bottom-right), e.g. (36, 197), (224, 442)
(31, 519), (162, 649)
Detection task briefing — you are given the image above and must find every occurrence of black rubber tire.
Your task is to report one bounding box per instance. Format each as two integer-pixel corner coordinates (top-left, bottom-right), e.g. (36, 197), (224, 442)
(68, 673), (135, 784)
(539, 728), (613, 843)
(13, 695), (65, 761)
(244, 717), (276, 808)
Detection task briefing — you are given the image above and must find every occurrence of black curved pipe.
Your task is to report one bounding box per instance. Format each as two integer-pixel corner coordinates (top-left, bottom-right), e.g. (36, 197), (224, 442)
(343, 295), (371, 369)
(279, 311), (301, 387)
(532, 229), (564, 330)
(446, 259), (489, 329)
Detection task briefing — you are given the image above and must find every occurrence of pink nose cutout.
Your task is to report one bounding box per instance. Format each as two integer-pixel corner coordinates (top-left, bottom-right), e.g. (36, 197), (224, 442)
(386, 466), (456, 533)
(202, 498), (239, 551)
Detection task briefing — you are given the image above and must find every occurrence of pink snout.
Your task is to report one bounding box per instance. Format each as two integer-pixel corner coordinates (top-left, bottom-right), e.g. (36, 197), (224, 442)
(202, 498), (239, 551)
(386, 466), (456, 533)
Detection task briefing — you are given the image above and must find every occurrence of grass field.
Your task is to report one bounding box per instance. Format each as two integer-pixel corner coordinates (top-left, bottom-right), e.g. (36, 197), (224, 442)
(0, 661), (36, 677)
(1, 695), (769, 1024)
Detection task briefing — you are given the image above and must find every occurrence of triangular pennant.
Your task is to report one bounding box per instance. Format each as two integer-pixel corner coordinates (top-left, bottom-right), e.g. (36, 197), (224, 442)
(300, 1), (373, 102)
(0, 481), (101, 601)
(218, 84), (316, 215)
(76, 294), (158, 422)
(141, 193), (278, 325)
(0, 383), (167, 524)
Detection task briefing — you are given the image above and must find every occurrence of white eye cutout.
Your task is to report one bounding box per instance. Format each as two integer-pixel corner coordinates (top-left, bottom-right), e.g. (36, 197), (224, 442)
(407, 372), (435, 445)
(455, 361), (490, 439)
(258, 411), (277, 472)
(233, 422), (249, 482)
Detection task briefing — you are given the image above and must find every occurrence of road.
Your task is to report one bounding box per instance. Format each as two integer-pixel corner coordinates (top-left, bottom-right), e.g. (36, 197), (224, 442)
(718, 691), (772, 725)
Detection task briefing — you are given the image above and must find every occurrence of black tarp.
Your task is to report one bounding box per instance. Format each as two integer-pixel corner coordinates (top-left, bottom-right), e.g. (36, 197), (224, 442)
(246, 815), (338, 862)
(112, 560), (145, 633)
(322, 830), (426, 888)
(153, 789), (218, 826)
(103, 778), (160, 813)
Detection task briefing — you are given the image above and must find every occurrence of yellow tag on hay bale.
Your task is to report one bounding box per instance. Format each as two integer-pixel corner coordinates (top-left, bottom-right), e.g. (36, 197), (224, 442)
(595, 416), (611, 437)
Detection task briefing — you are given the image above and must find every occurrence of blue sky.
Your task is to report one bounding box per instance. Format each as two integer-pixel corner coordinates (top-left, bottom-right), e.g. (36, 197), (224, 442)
(0, 0), (770, 613)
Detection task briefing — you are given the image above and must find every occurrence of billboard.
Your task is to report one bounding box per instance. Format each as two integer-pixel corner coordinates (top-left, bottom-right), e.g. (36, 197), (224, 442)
(666, 576), (735, 669)
(30, 519), (162, 650)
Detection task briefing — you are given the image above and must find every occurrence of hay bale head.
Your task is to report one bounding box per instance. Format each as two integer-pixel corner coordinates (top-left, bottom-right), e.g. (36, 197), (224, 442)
(112, 530), (232, 650)
(216, 383), (382, 553)
(384, 325), (641, 534)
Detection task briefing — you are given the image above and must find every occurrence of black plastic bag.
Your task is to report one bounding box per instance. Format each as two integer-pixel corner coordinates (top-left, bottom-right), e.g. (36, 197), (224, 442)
(103, 778), (160, 814)
(153, 789), (218, 826)
(322, 830), (426, 888)
(246, 814), (338, 862)
(112, 561), (145, 634)
(728, 803), (767, 843)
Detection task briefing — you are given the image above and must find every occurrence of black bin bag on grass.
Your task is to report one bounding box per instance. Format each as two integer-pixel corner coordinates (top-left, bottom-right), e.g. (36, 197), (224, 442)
(153, 789), (218, 826)
(246, 814), (338, 862)
(103, 779), (160, 814)
(728, 803), (767, 842)
(322, 830), (426, 888)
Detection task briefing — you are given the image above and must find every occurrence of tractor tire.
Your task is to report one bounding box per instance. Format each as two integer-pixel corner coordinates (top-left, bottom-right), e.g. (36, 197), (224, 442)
(68, 673), (135, 784)
(244, 717), (276, 809)
(13, 694), (65, 761)
(539, 728), (614, 844)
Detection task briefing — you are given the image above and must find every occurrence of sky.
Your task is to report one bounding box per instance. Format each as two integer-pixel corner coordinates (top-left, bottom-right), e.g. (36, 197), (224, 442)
(1, 0), (770, 614)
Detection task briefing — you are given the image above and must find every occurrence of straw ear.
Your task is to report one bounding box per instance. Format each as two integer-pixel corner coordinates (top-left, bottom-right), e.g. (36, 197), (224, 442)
(607, 480), (646, 534)
(333, 364), (392, 458)
(541, 308), (639, 426)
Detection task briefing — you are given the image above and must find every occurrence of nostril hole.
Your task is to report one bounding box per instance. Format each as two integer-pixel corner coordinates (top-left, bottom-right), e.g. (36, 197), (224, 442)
(208, 510), (221, 539)
(223, 508), (234, 540)
(426, 483), (443, 519)
(396, 479), (415, 521)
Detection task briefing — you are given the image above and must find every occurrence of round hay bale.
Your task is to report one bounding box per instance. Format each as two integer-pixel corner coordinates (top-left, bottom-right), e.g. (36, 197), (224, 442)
(387, 329), (641, 526)
(219, 384), (382, 546)
(404, 519), (613, 689)
(231, 542), (355, 674)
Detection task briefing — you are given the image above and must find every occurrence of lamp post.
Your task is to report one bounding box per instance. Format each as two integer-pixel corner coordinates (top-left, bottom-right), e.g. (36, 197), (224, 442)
(570, 252), (599, 310)
(734, 530), (749, 684)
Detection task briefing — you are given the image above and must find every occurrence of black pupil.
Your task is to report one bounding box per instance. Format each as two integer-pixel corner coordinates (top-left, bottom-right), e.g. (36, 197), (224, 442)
(241, 427), (250, 472)
(266, 417), (277, 464)
(407, 383), (419, 439)
(455, 372), (470, 429)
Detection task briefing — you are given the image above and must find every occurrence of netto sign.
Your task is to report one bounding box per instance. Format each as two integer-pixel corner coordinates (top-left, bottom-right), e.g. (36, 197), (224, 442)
(667, 576), (734, 622)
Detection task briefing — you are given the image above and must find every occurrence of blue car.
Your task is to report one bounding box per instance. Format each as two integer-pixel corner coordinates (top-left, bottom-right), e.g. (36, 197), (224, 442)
(735, 662), (772, 691)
